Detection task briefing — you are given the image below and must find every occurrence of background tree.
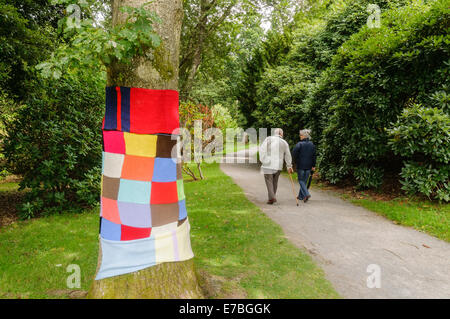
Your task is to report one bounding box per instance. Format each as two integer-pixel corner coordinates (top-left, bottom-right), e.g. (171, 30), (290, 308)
(179, 0), (297, 121)
(0, 0), (63, 100)
(180, 0), (236, 98)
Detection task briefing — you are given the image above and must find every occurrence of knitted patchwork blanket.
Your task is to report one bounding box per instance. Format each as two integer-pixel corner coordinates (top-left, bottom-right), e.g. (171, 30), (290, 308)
(95, 86), (193, 280)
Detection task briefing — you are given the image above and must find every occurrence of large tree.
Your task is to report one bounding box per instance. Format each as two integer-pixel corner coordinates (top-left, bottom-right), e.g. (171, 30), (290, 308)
(179, 0), (282, 101)
(87, 0), (203, 298)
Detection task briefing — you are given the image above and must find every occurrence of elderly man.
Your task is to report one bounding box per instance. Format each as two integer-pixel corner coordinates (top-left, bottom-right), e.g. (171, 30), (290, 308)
(292, 129), (316, 203)
(259, 128), (293, 204)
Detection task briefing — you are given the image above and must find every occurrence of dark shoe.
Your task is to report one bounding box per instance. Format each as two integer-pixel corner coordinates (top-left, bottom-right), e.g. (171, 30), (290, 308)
(272, 198), (277, 203)
(303, 195), (311, 203)
(297, 196), (303, 201)
(267, 199), (274, 205)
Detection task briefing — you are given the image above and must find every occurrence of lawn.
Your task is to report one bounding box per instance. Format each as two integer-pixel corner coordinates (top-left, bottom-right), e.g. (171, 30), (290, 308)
(0, 182), (19, 192)
(0, 163), (338, 299)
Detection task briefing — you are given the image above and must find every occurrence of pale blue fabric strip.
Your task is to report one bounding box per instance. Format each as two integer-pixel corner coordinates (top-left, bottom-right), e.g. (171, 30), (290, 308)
(95, 218), (194, 280)
(95, 236), (157, 280)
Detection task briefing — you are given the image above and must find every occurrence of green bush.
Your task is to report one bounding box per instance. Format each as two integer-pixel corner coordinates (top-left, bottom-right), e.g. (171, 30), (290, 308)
(399, 162), (449, 202)
(430, 84), (450, 114)
(387, 104), (450, 201)
(1, 74), (104, 217)
(0, 1), (60, 99)
(302, 69), (338, 152)
(237, 0), (449, 199)
(388, 105), (450, 163)
(290, 0), (407, 71)
(314, 0), (449, 186)
(353, 165), (384, 189)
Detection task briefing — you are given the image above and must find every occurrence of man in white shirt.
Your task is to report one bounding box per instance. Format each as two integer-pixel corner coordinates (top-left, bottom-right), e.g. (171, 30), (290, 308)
(259, 128), (293, 204)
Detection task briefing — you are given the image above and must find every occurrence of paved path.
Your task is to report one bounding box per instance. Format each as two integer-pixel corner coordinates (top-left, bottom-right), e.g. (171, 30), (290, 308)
(220, 148), (450, 298)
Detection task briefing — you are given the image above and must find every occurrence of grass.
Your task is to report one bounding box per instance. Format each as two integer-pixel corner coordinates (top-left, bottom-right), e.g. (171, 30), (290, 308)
(0, 163), (338, 299)
(0, 181), (19, 192)
(0, 209), (99, 298)
(208, 141), (256, 157)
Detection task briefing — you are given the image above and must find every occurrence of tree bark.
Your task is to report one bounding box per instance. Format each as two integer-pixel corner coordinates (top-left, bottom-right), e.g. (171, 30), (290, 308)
(88, 0), (203, 299)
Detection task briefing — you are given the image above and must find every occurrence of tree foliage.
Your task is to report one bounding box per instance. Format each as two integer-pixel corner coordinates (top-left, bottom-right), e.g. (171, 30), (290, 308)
(0, 0), (62, 99)
(236, 29), (293, 128)
(181, 0), (302, 124)
(36, 0), (161, 79)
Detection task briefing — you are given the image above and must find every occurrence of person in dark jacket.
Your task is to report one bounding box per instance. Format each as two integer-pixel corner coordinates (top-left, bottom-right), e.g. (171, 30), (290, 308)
(292, 129), (316, 203)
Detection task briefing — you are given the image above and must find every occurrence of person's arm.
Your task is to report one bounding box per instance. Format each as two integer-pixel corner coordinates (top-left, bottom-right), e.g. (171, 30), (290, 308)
(292, 144), (298, 166)
(259, 137), (268, 164)
(284, 141), (293, 172)
(291, 146), (296, 171)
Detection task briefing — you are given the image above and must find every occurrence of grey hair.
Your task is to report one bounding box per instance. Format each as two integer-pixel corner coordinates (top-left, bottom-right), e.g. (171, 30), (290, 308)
(299, 129), (311, 139)
(273, 128), (283, 136)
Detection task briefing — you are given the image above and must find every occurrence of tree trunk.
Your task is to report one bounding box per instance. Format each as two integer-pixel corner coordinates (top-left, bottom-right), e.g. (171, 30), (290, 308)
(197, 162), (204, 180)
(88, 0), (203, 299)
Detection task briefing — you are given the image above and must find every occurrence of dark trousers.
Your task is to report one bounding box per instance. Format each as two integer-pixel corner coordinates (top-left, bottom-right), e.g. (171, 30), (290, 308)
(297, 169), (311, 200)
(264, 171), (281, 200)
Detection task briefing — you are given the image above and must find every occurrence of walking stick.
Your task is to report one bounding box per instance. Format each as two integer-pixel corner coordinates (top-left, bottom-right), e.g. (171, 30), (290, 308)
(307, 172), (313, 189)
(288, 171), (299, 206)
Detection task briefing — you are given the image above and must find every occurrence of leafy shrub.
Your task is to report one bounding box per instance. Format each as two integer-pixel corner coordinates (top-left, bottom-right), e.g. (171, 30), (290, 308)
(388, 104), (450, 201)
(388, 105), (450, 163)
(0, 2), (59, 98)
(180, 101), (238, 137)
(297, 0), (405, 151)
(0, 91), (18, 132)
(399, 162), (449, 202)
(291, 0), (407, 71)
(243, 0), (410, 150)
(302, 69), (338, 152)
(179, 101), (215, 136)
(353, 165), (384, 189)
(430, 84), (450, 114)
(313, 0), (449, 187)
(1, 74), (104, 217)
